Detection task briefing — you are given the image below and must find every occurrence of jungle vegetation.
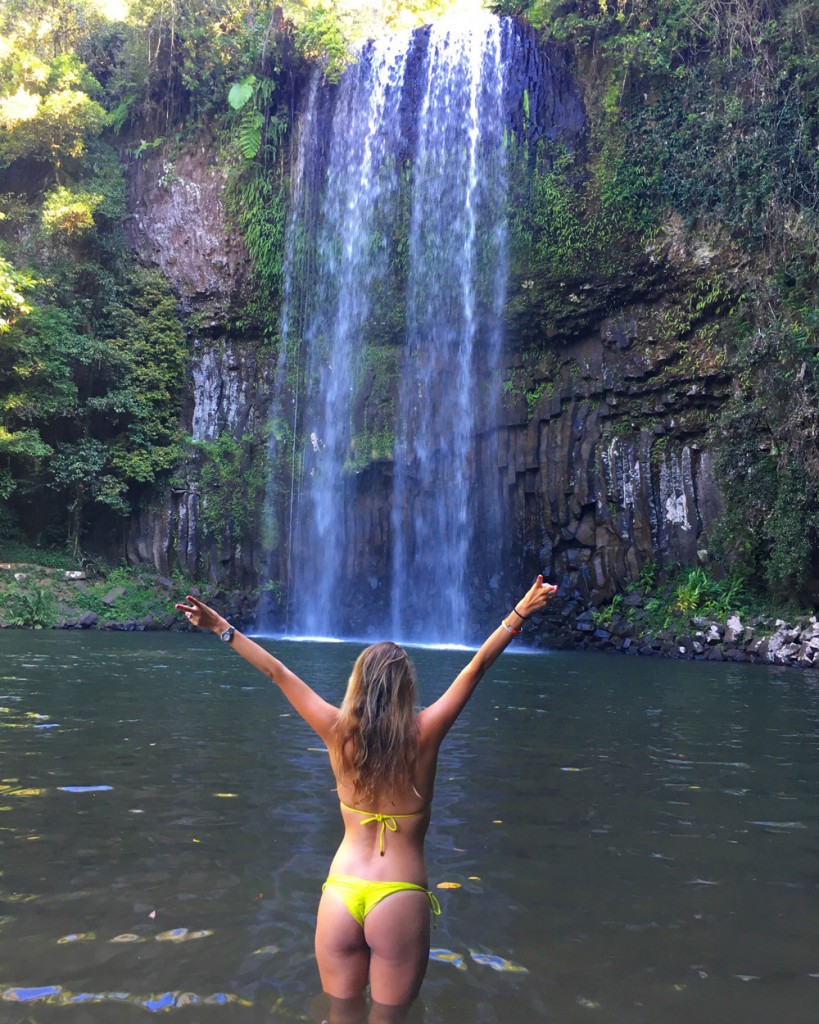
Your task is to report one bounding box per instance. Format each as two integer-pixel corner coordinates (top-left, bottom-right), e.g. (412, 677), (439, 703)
(0, 0), (817, 605)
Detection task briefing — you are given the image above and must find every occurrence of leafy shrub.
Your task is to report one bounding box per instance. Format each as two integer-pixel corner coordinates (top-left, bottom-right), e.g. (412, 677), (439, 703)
(7, 583), (56, 628)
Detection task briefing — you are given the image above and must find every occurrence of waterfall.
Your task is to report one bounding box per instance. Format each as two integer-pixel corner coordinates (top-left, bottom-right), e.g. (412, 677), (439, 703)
(268, 14), (513, 642)
(390, 17), (509, 642)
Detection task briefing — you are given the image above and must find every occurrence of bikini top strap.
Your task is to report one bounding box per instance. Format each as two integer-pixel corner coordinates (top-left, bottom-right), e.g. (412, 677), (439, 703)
(338, 800), (428, 856)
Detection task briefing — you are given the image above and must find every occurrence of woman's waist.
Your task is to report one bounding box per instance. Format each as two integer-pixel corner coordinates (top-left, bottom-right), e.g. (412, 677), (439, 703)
(328, 840), (427, 886)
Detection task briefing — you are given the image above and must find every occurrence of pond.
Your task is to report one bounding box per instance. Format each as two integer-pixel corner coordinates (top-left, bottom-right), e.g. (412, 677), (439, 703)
(0, 630), (817, 1023)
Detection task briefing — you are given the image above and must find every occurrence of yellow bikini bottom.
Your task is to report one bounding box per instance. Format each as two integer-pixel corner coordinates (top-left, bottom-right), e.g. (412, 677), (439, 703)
(323, 874), (442, 927)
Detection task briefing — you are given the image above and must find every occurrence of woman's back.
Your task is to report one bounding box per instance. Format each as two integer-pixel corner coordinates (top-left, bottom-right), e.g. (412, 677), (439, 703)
(327, 725), (440, 884)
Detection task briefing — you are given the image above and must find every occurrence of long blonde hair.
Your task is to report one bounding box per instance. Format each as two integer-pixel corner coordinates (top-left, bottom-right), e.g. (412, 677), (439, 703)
(333, 641), (418, 803)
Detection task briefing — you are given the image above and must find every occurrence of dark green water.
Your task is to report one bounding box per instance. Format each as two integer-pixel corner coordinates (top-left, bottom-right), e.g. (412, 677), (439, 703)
(0, 631), (817, 1024)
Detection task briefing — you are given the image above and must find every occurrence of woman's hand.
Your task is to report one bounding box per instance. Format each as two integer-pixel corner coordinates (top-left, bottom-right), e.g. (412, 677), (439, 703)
(514, 575), (558, 620)
(175, 595), (226, 635)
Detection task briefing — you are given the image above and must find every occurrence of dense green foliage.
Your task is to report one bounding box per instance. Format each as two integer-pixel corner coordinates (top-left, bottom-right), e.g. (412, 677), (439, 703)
(189, 430), (269, 542)
(499, 0), (819, 598)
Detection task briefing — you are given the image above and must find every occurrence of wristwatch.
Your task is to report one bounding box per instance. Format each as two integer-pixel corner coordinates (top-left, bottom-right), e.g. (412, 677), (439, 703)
(220, 625), (235, 644)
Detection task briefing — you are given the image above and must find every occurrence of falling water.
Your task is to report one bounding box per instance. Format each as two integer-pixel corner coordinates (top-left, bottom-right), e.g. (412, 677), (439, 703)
(270, 15), (512, 641)
(277, 36), (411, 637)
(391, 16), (509, 642)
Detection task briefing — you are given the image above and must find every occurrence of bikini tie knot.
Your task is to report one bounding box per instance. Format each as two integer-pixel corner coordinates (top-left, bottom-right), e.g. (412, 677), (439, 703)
(358, 813), (398, 855)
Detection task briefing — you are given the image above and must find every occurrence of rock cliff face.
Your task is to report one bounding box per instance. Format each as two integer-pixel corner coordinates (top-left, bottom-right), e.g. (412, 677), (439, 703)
(493, 213), (742, 630)
(125, 146), (276, 588)
(123, 24), (737, 631)
(124, 338), (275, 589)
(127, 143), (252, 319)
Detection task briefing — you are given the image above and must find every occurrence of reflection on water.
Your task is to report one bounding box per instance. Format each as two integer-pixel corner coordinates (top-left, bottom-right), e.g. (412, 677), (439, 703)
(0, 631), (818, 1023)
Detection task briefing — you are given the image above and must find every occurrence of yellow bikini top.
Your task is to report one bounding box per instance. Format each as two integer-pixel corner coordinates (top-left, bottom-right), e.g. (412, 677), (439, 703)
(339, 800), (429, 856)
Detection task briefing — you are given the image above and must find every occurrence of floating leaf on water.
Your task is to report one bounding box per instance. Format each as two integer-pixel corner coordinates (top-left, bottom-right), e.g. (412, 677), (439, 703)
(142, 992), (175, 1011)
(429, 948), (467, 970)
(436, 881), (461, 889)
(468, 876), (481, 881)
(576, 995), (601, 1009)
(110, 934), (144, 943)
(2, 985), (62, 1002)
(155, 928), (213, 942)
(469, 951), (528, 973)
(213, 793), (238, 798)
(58, 932), (95, 944)
(252, 945), (281, 956)
(492, 819), (503, 824)
(560, 767), (589, 772)
(58, 786), (112, 794)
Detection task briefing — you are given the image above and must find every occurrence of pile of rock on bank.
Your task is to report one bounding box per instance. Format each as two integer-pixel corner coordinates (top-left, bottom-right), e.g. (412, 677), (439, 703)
(543, 596), (819, 669)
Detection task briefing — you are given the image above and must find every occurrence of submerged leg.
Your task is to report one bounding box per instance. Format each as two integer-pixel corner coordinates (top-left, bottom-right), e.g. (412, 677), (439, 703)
(325, 994), (367, 1024)
(367, 999), (416, 1024)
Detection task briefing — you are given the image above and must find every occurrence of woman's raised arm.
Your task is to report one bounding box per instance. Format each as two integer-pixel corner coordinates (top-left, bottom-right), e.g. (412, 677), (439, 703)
(175, 595), (338, 742)
(417, 576), (557, 747)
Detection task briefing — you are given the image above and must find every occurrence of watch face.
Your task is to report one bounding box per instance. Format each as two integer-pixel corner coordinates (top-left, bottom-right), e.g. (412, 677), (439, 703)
(220, 627), (234, 642)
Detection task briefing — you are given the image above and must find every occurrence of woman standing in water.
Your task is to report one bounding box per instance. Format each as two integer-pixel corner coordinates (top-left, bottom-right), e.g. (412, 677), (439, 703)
(176, 576), (556, 1023)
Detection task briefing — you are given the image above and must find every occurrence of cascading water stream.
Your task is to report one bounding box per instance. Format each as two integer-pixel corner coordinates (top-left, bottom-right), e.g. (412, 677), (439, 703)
(265, 14), (513, 641)
(391, 16), (509, 642)
(296, 38), (410, 637)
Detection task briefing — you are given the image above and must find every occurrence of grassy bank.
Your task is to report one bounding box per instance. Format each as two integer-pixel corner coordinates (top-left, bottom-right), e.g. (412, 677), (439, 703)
(0, 545), (210, 630)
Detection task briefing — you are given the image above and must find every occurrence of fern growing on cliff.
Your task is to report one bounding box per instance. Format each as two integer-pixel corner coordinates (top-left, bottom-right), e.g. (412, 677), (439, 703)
(227, 75), (276, 161)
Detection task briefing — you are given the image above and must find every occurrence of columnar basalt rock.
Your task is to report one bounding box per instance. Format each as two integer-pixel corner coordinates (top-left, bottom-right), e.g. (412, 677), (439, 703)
(496, 288), (731, 622)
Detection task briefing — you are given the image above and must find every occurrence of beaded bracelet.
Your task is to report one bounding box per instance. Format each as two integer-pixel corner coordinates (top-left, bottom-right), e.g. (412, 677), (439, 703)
(501, 618), (521, 635)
